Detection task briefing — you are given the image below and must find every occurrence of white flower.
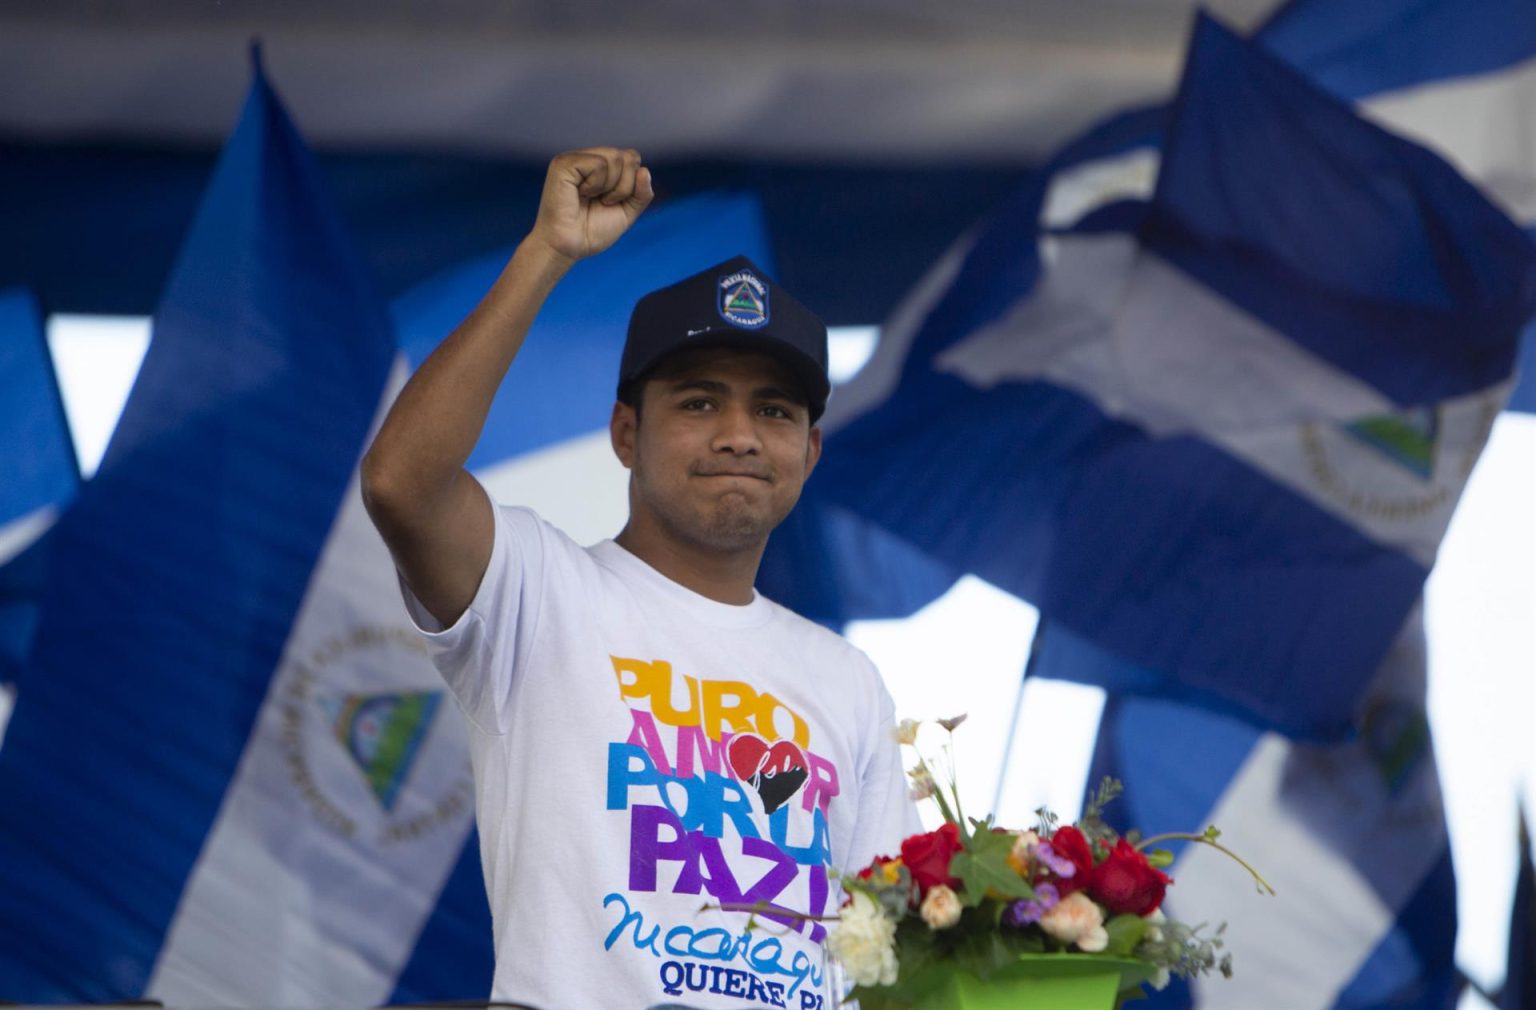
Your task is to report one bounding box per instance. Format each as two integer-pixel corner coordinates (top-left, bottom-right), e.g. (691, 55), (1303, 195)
(907, 762), (937, 801)
(1144, 906), (1166, 944)
(1150, 967), (1172, 991)
(1040, 891), (1109, 952)
(828, 892), (899, 986)
(920, 884), (962, 930)
(891, 718), (921, 746)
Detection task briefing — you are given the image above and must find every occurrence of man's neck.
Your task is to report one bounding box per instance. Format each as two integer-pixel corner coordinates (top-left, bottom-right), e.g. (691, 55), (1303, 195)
(613, 521), (763, 606)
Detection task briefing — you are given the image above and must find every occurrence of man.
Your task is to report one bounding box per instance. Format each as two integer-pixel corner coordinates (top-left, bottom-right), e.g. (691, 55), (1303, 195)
(361, 147), (918, 1010)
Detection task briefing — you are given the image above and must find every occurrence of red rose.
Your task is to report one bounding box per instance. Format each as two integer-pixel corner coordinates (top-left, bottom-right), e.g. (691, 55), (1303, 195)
(900, 822), (963, 896)
(1044, 825), (1097, 894)
(1088, 839), (1172, 916)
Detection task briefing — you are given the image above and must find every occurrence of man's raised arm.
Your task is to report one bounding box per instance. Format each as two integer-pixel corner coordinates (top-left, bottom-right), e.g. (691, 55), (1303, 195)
(361, 147), (653, 627)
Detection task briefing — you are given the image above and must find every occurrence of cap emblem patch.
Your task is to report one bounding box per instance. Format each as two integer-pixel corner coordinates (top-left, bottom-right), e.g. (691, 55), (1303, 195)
(718, 270), (770, 329)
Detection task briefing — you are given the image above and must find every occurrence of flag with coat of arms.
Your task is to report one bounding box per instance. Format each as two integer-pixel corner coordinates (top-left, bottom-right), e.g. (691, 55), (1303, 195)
(0, 48), (775, 1005)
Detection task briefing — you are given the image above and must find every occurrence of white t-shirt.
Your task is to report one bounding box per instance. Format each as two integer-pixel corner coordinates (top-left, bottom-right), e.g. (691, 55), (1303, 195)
(403, 501), (920, 1010)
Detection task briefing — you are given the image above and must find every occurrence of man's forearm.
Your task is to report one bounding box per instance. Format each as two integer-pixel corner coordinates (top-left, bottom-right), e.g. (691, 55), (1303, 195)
(361, 238), (571, 511)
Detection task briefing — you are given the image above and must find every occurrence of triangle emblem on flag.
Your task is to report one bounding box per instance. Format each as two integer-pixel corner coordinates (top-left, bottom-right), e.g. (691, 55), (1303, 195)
(1341, 407), (1440, 481)
(319, 691), (443, 812)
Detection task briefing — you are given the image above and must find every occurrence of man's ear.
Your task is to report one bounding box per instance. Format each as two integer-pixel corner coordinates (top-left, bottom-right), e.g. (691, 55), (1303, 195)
(611, 400), (638, 469)
(803, 424), (823, 480)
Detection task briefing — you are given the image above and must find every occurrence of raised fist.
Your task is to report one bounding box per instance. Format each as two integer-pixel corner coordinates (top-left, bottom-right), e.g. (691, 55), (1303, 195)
(529, 147), (654, 263)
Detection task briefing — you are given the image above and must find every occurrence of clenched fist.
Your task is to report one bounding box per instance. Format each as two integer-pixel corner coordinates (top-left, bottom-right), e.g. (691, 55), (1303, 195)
(528, 147), (654, 264)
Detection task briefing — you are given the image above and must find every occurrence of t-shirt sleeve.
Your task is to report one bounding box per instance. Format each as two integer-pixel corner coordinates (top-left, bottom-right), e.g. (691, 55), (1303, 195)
(397, 501), (548, 735)
(842, 664), (924, 875)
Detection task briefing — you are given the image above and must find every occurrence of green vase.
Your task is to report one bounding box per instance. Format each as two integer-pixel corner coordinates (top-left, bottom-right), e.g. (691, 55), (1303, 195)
(916, 954), (1157, 1010)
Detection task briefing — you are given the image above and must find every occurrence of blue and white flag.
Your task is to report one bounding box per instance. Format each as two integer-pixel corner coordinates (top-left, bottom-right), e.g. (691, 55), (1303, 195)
(1060, 604), (1461, 1010)
(0, 61), (776, 1004)
(1038, 0), (1536, 409)
(0, 56), (400, 1002)
(0, 287), (76, 732)
(0, 288), (75, 561)
(765, 13), (1536, 738)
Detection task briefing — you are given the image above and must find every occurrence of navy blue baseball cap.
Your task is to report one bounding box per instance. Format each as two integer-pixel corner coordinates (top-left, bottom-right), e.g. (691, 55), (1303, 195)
(618, 255), (831, 422)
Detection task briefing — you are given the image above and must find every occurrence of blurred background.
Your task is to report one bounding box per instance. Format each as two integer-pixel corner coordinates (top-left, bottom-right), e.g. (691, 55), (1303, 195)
(1, 1), (1532, 1009)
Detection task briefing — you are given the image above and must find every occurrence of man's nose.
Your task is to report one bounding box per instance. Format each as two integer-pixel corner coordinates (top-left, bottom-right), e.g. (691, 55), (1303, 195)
(711, 403), (763, 453)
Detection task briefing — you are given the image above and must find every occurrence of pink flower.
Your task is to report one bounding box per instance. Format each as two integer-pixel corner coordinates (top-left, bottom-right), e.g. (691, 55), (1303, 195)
(1039, 891), (1109, 952)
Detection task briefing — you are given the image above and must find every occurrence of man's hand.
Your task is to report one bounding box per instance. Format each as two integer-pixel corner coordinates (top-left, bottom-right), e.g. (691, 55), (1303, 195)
(529, 147), (654, 264)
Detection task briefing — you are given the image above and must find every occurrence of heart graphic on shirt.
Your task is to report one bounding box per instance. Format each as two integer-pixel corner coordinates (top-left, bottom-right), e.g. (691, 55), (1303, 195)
(726, 733), (809, 816)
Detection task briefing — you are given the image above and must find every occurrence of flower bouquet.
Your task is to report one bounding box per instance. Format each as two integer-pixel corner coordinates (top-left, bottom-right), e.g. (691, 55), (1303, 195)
(827, 716), (1273, 1010)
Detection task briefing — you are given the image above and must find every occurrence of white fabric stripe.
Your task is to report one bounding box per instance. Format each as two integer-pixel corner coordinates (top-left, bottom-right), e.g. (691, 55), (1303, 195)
(935, 234), (1505, 566)
(149, 358), (476, 1007)
(820, 232), (974, 434)
(1180, 610), (1448, 1009)
(1178, 734), (1397, 1010)
(1042, 147), (1160, 229)
(0, 504), (57, 566)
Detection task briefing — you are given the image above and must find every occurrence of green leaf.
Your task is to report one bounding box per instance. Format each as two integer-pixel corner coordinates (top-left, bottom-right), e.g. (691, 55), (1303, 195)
(950, 831), (1033, 907)
(1103, 914), (1150, 957)
(1144, 848), (1175, 869)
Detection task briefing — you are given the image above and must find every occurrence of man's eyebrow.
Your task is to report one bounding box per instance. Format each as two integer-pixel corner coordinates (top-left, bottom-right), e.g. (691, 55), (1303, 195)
(665, 377), (804, 405)
(754, 385), (804, 404)
(667, 378), (729, 394)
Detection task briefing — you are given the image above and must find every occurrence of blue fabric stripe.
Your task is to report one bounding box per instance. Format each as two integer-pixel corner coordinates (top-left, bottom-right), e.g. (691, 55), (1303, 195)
(0, 63), (394, 1000)
(0, 287), (76, 526)
(1502, 811), (1534, 1010)
(1150, 16), (1536, 408)
(820, 373), (1426, 738)
(1332, 851), (1462, 1010)
(388, 829), (494, 1002)
(0, 288), (76, 685)
(1258, 0), (1536, 100)
(392, 193), (775, 470)
(1067, 648), (1260, 1010)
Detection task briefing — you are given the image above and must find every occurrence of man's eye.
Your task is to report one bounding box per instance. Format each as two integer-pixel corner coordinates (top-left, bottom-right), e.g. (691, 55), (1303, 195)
(681, 398), (714, 411)
(760, 405), (792, 419)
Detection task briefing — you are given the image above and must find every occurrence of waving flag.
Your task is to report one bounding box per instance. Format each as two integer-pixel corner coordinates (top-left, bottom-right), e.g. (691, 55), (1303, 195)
(764, 13), (1536, 738)
(1059, 602), (1461, 1010)
(0, 289), (74, 560)
(0, 287), (76, 736)
(0, 55), (400, 1002)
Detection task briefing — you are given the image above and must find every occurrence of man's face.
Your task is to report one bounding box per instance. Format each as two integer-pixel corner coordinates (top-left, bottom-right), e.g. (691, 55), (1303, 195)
(610, 348), (822, 554)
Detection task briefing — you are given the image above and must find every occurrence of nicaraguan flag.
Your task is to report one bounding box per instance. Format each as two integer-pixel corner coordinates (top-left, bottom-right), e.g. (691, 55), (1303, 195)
(1037, 0), (1536, 409)
(764, 14), (1536, 738)
(1059, 603), (1461, 1010)
(0, 55), (400, 1002)
(0, 289), (75, 566)
(0, 52), (777, 1005)
(0, 287), (76, 737)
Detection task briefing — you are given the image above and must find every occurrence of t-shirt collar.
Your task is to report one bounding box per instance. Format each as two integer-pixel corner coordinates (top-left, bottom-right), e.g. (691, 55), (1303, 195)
(591, 539), (775, 629)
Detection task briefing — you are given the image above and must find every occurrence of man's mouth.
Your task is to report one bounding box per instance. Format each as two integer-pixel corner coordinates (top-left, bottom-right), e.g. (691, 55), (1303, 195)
(694, 469), (772, 482)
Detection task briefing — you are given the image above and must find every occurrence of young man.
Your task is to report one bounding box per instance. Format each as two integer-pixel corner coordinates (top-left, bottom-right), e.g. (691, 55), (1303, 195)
(362, 147), (918, 1010)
